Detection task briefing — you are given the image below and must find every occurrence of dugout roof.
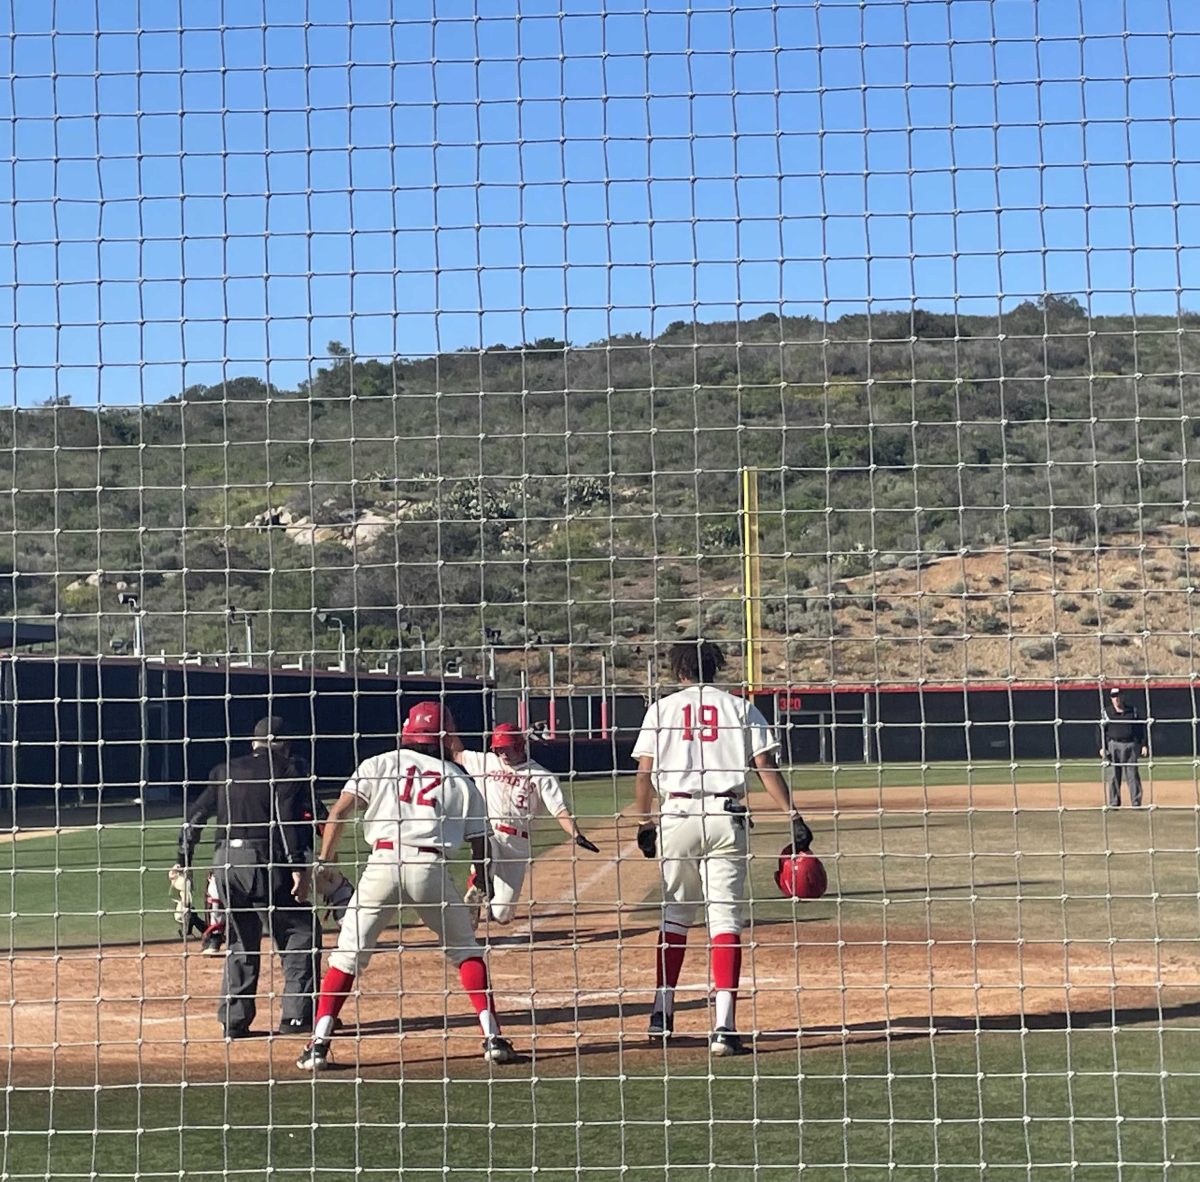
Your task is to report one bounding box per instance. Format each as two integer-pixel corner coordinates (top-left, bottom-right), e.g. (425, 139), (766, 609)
(0, 620), (55, 648)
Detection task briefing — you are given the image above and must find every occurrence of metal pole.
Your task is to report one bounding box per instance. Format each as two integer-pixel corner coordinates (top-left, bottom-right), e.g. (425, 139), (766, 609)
(600, 653), (609, 740)
(741, 466), (762, 693)
(75, 664), (85, 805)
(243, 616), (254, 665)
(819, 710), (828, 764)
(418, 632), (427, 675)
(547, 649), (557, 739)
(518, 669), (529, 731)
(132, 612), (145, 658)
(646, 655), (655, 701)
(862, 693), (871, 764)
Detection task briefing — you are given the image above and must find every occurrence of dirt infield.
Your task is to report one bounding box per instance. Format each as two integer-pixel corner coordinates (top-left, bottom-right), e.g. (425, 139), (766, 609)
(5, 781), (1200, 1087)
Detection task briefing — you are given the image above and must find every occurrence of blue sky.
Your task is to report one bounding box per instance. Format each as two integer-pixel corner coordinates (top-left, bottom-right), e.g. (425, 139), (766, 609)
(0, 0), (1197, 404)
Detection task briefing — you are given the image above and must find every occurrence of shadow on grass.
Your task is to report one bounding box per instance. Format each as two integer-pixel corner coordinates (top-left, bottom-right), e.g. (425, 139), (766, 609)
(834, 878), (1057, 899)
(737, 996), (1200, 1058)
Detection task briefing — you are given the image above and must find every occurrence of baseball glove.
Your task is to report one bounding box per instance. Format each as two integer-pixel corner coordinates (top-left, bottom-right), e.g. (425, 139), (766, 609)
(463, 881), (488, 932)
(636, 824), (658, 859)
(790, 815), (814, 853)
(314, 863), (355, 928)
(168, 865), (205, 938)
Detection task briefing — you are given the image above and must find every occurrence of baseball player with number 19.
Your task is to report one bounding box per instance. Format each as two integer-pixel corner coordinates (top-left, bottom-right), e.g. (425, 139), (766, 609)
(633, 640), (814, 1057)
(296, 701), (517, 1071)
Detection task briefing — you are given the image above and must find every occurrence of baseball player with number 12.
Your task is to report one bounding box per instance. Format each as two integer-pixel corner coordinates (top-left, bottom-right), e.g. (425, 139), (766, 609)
(634, 640), (814, 1056)
(297, 701), (517, 1071)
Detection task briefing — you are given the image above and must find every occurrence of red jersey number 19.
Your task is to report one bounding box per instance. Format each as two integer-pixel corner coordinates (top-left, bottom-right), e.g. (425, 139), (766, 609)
(398, 766), (440, 808)
(681, 704), (719, 742)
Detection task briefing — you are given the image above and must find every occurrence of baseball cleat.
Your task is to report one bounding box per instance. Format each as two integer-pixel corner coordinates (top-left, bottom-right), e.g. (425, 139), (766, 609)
(481, 1036), (517, 1064)
(647, 1010), (674, 1041)
(296, 1040), (332, 1072)
(710, 1028), (749, 1057)
(200, 931), (224, 956)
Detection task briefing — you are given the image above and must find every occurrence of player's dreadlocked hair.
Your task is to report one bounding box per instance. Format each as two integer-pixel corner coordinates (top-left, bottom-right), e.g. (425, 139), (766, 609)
(668, 640), (726, 685)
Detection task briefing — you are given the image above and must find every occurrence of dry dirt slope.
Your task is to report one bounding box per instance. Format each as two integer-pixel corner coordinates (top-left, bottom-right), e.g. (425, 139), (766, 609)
(795, 524), (1200, 685)
(497, 525), (1200, 687)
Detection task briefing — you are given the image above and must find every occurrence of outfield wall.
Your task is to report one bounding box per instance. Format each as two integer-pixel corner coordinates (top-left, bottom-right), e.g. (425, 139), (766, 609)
(0, 656), (489, 806)
(768, 683), (1190, 765)
(505, 683), (1198, 774)
(3, 668), (1195, 803)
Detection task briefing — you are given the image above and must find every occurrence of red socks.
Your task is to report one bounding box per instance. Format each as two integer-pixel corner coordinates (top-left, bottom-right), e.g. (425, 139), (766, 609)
(459, 956), (501, 1036)
(312, 966), (356, 1040)
(710, 932), (742, 991)
(656, 928), (688, 990)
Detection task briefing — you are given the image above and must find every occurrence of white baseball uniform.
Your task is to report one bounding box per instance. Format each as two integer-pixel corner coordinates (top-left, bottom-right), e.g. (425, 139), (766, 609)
(329, 746), (489, 975)
(633, 685), (780, 936)
(457, 748), (567, 924)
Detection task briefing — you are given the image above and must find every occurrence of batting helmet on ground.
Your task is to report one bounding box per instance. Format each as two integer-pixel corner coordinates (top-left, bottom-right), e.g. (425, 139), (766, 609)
(402, 700), (451, 747)
(775, 846), (828, 900)
(490, 722), (527, 762)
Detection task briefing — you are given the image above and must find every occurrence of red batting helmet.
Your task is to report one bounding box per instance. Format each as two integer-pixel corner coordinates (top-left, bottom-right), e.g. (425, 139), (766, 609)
(402, 700), (450, 747)
(490, 722), (527, 762)
(774, 846), (828, 900)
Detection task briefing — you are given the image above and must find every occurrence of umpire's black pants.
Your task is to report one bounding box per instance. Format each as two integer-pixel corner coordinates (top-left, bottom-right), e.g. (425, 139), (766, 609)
(213, 842), (321, 1032)
(1105, 740), (1143, 807)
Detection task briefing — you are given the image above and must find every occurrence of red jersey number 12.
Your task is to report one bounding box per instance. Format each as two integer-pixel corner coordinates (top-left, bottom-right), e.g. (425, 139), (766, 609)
(399, 766), (441, 807)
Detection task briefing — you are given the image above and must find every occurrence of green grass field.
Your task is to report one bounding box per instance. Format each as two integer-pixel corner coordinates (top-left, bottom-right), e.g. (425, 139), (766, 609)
(0, 778), (627, 950)
(4, 761), (1200, 1179)
(5, 1027), (1200, 1180)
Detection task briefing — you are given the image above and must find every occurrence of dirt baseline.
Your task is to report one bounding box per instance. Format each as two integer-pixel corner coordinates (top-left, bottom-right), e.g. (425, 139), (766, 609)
(5, 782), (1199, 1087)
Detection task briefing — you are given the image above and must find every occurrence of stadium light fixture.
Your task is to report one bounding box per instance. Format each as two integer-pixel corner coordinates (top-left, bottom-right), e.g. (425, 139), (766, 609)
(227, 606), (256, 667)
(318, 611), (347, 673)
(400, 620), (428, 675)
(117, 591), (144, 657)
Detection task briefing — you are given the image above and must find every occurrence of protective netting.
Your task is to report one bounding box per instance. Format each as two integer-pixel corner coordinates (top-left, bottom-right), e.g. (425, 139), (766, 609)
(2, 0), (1199, 1179)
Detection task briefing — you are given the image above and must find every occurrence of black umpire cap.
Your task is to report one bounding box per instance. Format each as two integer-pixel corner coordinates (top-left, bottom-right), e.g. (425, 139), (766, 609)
(252, 715), (287, 743)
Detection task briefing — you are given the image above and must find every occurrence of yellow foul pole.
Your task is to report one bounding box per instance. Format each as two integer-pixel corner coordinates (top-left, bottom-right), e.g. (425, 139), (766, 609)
(741, 466), (762, 694)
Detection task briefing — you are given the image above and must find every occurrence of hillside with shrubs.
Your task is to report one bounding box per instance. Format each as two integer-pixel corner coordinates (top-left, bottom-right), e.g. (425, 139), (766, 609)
(3, 295), (1199, 688)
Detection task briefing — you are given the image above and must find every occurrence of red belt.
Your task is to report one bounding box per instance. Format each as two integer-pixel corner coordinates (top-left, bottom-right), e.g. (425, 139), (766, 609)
(374, 840), (442, 857)
(494, 824), (529, 839)
(668, 791), (737, 800)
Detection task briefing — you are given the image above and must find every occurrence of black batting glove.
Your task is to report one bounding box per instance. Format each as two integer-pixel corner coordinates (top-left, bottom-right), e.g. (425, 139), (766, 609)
(575, 834), (600, 854)
(636, 823), (658, 859)
(790, 815), (813, 852)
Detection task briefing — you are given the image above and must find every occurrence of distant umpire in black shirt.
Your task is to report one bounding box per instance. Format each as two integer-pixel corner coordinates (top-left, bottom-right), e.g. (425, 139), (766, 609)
(1099, 686), (1148, 808)
(176, 716), (321, 1037)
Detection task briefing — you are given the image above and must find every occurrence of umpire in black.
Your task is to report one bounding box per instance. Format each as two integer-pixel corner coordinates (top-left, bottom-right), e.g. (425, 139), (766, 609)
(176, 715), (321, 1037)
(1099, 685), (1149, 808)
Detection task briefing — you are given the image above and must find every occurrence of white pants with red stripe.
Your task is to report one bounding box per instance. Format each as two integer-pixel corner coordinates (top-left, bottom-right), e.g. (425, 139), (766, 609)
(330, 847), (481, 975)
(659, 802), (749, 937)
(486, 829), (532, 924)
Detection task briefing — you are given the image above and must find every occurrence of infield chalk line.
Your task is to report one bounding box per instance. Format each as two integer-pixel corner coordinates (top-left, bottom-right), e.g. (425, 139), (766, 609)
(0, 827), (73, 845)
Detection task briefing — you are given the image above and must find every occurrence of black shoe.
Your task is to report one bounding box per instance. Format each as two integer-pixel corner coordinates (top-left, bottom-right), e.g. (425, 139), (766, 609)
(296, 1040), (331, 1071)
(710, 1027), (748, 1057)
(482, 1036), (517, 1064)
(647, 1010), (674, 1041)
(200, 931), (224, 956)
(278, 1017), (312, 1036)
(224, 1024), (252, 1041)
